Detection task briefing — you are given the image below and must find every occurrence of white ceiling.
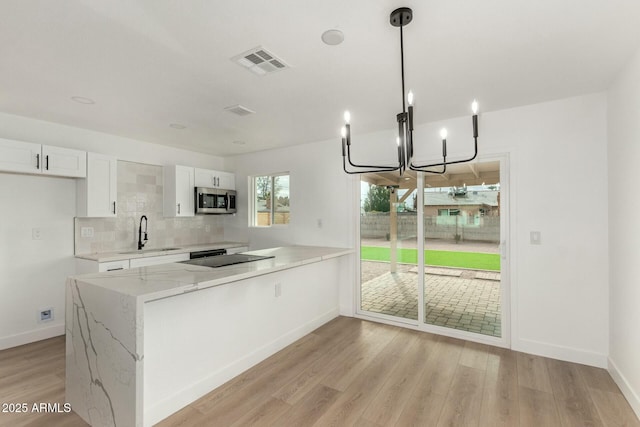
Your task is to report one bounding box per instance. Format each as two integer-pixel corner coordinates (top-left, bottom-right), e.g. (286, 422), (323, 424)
(1, 0), (639, 157)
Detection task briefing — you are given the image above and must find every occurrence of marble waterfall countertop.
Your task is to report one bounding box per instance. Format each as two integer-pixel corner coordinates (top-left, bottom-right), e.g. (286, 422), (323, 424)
(74, 241), (249, 262)
(70, 246), (353, 303)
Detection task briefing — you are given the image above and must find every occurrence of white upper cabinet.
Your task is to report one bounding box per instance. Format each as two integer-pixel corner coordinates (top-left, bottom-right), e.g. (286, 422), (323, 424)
(217, 171), (235, 190)
(77, 153), (118, 217)
(164, 165), (194, 217)
(42, 145), (87, 177)
(194, 168), (235, 190)
(0, 138), (86, 178)
(0, 138), (41, 174)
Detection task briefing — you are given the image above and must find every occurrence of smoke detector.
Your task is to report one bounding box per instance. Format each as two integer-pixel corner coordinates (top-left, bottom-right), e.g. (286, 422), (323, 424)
(224, 104), (255, 116)
(232, 46), (289, 76)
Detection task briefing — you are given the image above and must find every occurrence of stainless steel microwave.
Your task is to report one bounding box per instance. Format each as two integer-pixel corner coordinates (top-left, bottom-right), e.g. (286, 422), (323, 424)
(195, 187), (237, 214)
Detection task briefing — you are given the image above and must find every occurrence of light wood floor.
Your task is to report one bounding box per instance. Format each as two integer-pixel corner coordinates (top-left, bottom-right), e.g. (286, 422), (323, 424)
(1, 317), (638, 426)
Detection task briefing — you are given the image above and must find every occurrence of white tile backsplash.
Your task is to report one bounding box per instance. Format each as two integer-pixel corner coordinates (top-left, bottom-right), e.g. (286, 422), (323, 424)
(75, 161), (224, 254)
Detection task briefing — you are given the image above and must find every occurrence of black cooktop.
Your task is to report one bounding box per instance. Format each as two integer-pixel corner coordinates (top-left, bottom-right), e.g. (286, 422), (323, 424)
(180, 254), (275, 268)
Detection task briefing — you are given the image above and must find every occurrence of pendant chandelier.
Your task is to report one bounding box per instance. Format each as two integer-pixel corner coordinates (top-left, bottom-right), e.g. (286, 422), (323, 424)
(340, 7), (480, 176)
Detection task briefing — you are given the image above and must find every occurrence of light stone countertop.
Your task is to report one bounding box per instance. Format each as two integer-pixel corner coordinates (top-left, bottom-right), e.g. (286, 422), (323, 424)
(71, 245), (353, 302)
(74, 241), (249, 262)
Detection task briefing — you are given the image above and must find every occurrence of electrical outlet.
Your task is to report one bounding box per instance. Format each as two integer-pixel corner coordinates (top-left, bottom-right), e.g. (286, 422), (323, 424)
(32, 228), (42, 240)
(80, 227), (94, 238)
(275, 283), (282, 297)
(38, 308), (54, 323)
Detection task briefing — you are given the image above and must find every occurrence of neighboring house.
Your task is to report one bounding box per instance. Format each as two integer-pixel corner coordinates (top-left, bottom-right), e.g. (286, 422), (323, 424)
(425, 189), (500, 226)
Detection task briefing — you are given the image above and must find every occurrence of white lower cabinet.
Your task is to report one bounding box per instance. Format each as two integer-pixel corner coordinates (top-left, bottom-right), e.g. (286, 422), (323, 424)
(76, 258), (130, 274)
(99, 259), (130, 272)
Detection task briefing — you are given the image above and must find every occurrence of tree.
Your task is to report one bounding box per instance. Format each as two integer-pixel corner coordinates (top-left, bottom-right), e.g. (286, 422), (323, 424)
(256, 176), (271, 201)
(363, 185), (390, 212)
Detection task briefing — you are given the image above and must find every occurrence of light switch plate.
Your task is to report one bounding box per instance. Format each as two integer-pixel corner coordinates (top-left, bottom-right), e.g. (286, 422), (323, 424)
(530, 231), (541, 245)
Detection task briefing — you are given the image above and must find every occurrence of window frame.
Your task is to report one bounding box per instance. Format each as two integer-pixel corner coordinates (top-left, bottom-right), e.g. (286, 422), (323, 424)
(249, 172), (290, 228)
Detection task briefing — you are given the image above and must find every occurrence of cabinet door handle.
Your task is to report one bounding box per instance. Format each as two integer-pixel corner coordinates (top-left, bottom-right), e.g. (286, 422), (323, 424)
(216, 177), (220, 187)
(112, 201), (116, 214)
(107, 267), (123, 271)
(36, 153), (40, 170)
(45, 155), (49, 170)
(177, 203), (181, 214)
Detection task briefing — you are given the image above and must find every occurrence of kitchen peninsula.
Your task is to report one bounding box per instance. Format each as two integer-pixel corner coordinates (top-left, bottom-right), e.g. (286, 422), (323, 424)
(65, 245), (353, 427)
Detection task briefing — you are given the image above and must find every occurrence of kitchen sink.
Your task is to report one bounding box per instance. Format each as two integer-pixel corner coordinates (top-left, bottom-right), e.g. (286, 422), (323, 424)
(118, 247), (181, 255)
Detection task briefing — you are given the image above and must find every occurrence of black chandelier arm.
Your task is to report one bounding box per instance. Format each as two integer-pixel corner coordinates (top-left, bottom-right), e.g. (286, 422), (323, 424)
(409, 136), (478, 169)
(344, 143), (399, 171)
(343, 155), (400, 174)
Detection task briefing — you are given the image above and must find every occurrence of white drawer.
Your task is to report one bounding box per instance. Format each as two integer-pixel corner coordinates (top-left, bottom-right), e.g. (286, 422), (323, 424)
(98, 259), (130, 272)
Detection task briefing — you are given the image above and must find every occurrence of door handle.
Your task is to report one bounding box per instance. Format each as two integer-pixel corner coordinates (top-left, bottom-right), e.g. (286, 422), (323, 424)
(113, 201), (116, 214)
(45, 155), (49, 170)
(36, 153), (40, 170)
(177, 203), (181, 214)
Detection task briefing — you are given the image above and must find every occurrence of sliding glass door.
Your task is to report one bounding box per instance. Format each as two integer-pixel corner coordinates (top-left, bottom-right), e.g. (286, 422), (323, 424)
(359, 173), (418, 322)
(357, 160), (507, 342)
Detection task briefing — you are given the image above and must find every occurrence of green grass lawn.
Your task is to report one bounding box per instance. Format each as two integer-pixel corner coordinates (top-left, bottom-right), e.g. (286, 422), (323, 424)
(360, 246), (500, 271)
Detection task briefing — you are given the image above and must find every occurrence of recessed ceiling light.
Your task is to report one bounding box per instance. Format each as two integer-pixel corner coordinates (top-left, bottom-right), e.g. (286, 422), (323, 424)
(321, 29), (344, 46)
(169, 123), (187, 129)
(71, 96), (95, 105)
(232, 140), (246, 145)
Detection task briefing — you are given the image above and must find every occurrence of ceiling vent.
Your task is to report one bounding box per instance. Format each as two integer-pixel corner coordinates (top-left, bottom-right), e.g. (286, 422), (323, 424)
(232, 46), (289, 75)
(224, 104), (255, 116)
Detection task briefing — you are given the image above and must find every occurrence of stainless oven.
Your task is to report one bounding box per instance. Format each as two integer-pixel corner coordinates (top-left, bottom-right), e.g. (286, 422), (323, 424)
(195, 187), (237, 214)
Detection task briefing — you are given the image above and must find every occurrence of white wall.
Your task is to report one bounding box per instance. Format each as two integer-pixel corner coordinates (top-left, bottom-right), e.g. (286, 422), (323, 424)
(0, 174), (75, 348)
(0, 111), (225, 169)
(227, 92), (610, 367)
(224, 140), (357, 315)
(0, 112), (226, 349)
(607, 47), (640, 417)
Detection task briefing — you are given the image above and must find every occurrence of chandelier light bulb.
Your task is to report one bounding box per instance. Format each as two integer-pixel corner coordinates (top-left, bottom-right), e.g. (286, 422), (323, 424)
(344, 110), (351, 124)
(471, 99), (479, 115)
(440, 128), (448, 140)
(407, 91), (414, 106)
(341, 127), (347, 138)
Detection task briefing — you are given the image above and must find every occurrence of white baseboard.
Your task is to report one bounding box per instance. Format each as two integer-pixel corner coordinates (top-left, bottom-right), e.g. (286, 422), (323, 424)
(0, 323), (65, 350)
(514, 338), (608, 368)
(146, 308), (340, 427)
(608, 357), (640, 420)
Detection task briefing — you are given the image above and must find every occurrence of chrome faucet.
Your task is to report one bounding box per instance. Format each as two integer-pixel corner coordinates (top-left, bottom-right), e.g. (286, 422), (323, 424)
(138, 215), (148, 250)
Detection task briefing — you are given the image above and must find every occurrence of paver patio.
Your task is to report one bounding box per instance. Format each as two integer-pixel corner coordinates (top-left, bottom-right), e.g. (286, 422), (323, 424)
(360, 261), (502, 337)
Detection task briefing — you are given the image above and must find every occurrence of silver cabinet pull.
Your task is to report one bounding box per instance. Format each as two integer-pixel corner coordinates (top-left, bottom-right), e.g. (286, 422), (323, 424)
(177, 203), (181, 214)
(36, 153), (40, 169)
(113, 201), (116, 214)
(45, 155), (49, 170)
(107, 267), (123, 271)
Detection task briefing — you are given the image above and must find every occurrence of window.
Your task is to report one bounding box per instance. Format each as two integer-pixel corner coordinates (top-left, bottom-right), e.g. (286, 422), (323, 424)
(251, 173), (290, 226)
(438, 208), (460, 216)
